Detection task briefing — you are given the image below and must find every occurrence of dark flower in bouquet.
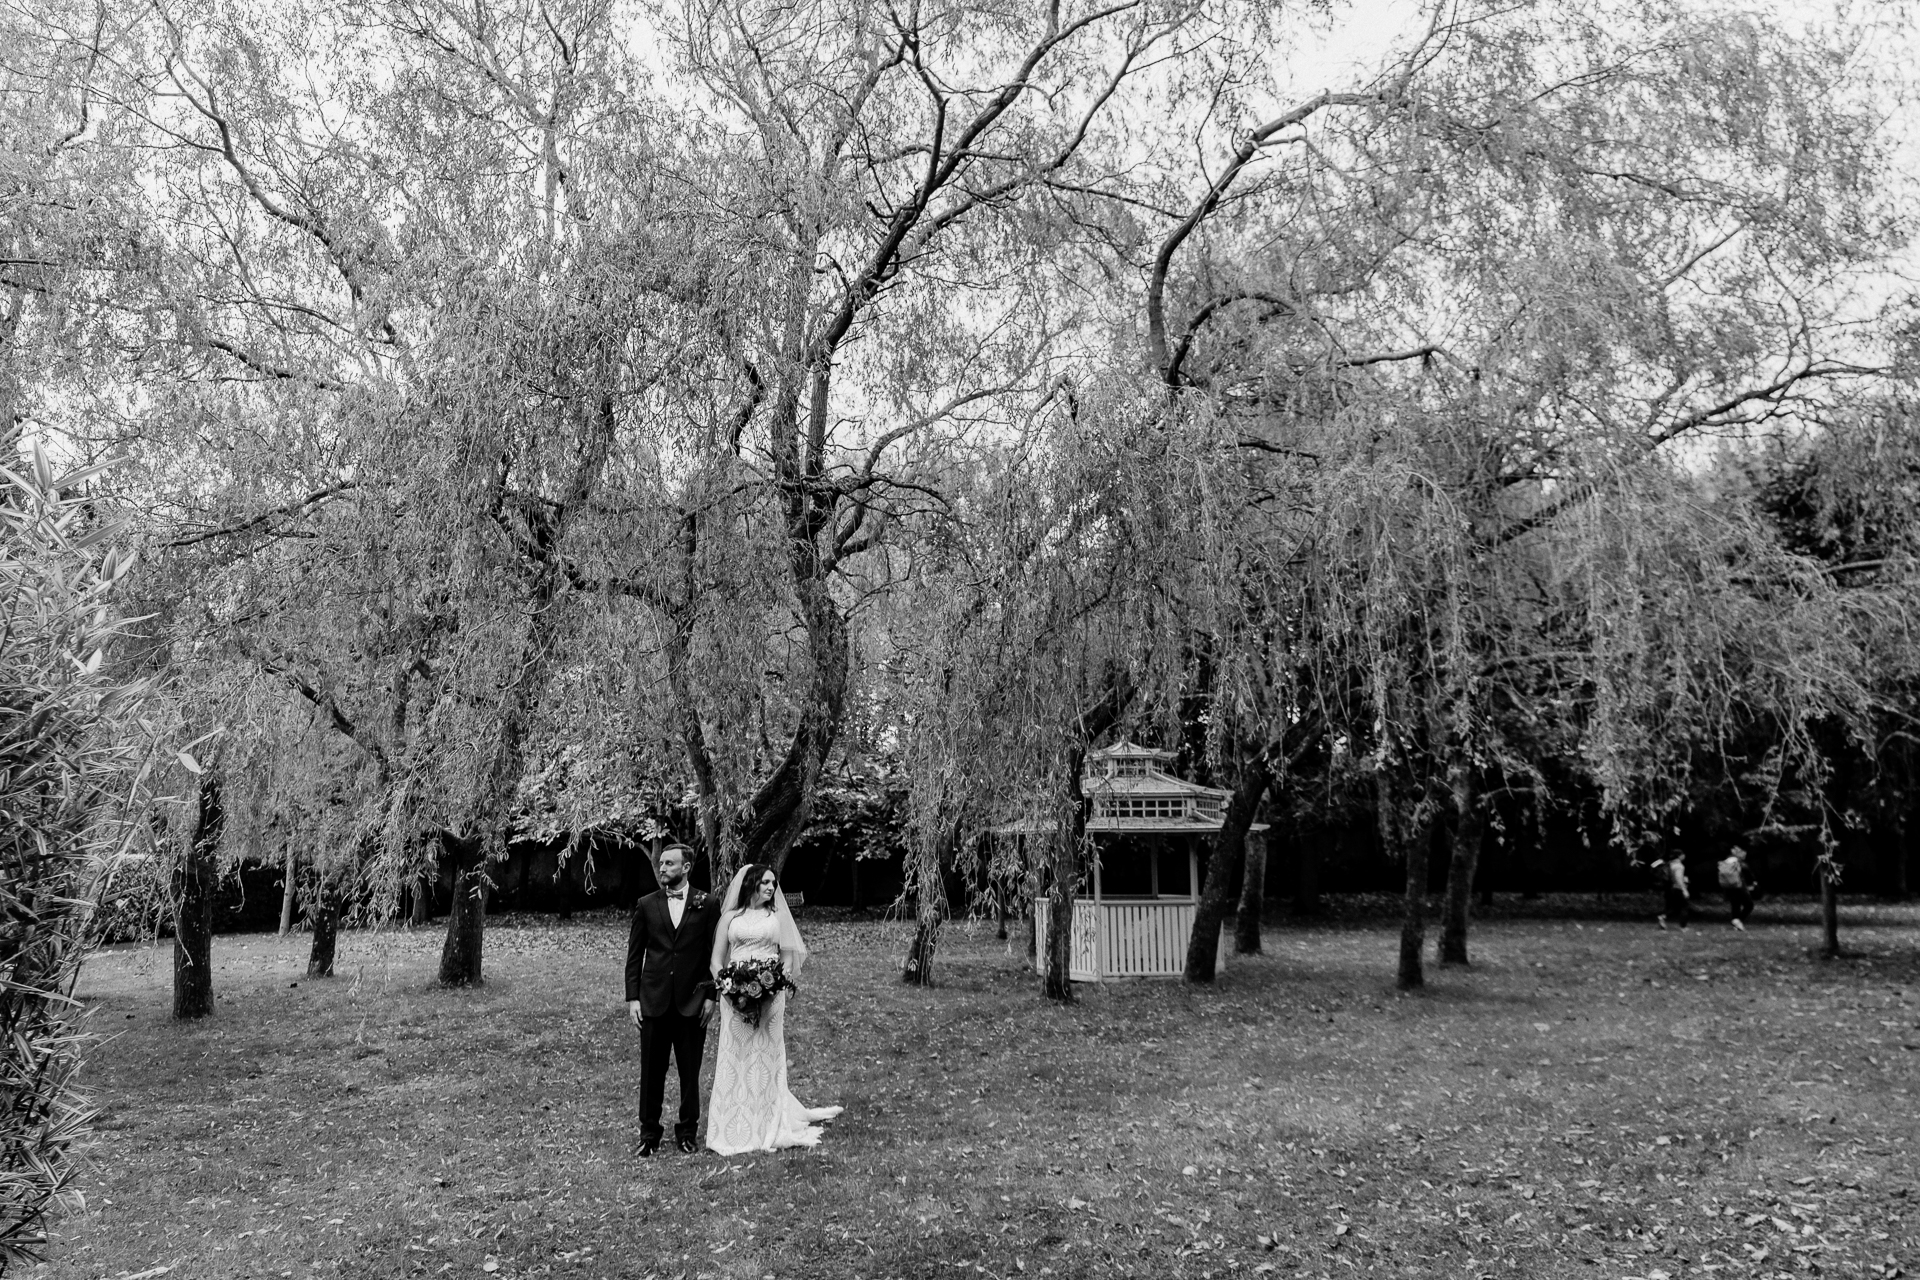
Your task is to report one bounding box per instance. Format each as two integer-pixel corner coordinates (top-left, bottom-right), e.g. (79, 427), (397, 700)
(716, 957), (796, 1027)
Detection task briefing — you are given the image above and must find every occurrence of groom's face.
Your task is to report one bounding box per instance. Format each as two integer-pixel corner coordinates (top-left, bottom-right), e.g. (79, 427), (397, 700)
(658, 848), (689, 889)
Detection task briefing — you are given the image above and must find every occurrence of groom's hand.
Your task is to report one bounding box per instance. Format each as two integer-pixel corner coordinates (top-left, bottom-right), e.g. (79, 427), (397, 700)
(698, 999), (715, 1029)
(626, 999), (643, 1030)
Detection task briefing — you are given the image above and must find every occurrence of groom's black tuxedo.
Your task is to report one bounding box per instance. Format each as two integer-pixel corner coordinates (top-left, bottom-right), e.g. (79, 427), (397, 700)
(624, 886), (721, 1147)
(624, 888), (721, 1016)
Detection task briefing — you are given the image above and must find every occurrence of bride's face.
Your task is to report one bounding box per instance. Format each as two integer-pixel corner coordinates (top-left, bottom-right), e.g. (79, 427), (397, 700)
(753, 871), (777, 907)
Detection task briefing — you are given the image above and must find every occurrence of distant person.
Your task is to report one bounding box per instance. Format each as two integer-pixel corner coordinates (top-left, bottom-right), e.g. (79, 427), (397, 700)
(1657, 854), (1690, 930)
(1718, 846), (1754, 931)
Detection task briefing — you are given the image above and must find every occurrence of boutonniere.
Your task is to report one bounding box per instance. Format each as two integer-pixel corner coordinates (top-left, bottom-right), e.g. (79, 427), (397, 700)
(689, 891), (709, 909)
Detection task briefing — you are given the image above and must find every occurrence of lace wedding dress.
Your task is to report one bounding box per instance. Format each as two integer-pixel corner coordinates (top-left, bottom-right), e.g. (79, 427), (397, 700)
(705, 909), (842, 1155)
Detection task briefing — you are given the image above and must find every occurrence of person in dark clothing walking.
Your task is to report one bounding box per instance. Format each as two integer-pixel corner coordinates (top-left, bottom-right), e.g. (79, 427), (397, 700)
(1657, 855), (1690, 930)
(1718, 846), (1754, 931)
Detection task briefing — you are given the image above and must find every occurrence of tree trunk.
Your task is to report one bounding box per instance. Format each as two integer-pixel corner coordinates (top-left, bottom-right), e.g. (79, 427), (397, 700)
(435, 590), (561, 982)
(902, 829), (949, 986)
(1439, 767), (1483, 966)
(1820, 857), (1841, 958)
(1043, 822), (1079, 1001)
(438, 388), (617, 985)
(307, 884), (338, 978)
(1398, 847), (1429, 989)
(661, 512), (727, 876)
(1378, 771), (1429, 991)
(172, 775), (222, 1020)
(278, 845), (296, 937)
(1046, 675), (1134, 1001)
(410, 870), (431, 926)
(438, 835), (487, 987)
(903, 910), (939, 986)
(1234, 829), (1268, 954)
(734, 537), (852, 873)
(1187, 761), (1271, 982)
(1020, 868), (1038, 970)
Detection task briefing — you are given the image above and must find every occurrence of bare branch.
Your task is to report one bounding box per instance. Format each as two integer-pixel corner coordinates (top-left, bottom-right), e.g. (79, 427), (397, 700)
(1148, 88), (1388, 380)
(158, 18), (400, 347)
(166, 481), (358, 548)
(239, 641), (391, 779)
(200, 337), (346, 390)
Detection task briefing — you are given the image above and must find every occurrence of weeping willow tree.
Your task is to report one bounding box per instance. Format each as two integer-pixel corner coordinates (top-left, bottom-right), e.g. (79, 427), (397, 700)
(1077, 0), (1916, 984)
(1751, 390), (1920, 942)
(107, 0), (1233, 977)
(883, 385), (1198, 999)
(88, 0), (730, 988)
(532, 0), (1225, 885)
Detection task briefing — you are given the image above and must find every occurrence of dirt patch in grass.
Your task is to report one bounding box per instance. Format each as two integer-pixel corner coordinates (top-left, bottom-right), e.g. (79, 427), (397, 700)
(44, 905), (1920, 1279)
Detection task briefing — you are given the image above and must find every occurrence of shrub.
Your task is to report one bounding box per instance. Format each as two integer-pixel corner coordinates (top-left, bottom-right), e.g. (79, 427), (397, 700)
(0, 442), (145, 1269)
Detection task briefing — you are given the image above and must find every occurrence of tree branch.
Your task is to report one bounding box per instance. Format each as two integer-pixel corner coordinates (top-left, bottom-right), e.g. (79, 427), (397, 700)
(167, 481), (357, 548)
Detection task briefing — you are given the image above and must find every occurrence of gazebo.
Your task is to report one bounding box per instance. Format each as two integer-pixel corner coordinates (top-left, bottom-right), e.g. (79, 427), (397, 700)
(1033, 740), (1264, 981)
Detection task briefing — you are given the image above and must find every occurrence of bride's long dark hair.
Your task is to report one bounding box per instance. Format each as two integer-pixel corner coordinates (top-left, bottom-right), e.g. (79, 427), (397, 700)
(736, 863), (777, 911)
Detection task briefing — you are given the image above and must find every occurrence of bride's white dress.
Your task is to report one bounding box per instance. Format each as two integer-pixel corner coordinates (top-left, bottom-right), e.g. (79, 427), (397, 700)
(706, 909), (842, 1155)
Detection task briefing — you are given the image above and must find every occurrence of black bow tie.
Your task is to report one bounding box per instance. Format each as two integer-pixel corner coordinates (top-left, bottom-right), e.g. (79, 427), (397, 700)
(666, 890), (687, 900)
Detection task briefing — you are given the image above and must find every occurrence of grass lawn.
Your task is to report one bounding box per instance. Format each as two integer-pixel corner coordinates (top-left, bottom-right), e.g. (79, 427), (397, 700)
(44, 898), (1920, 1280)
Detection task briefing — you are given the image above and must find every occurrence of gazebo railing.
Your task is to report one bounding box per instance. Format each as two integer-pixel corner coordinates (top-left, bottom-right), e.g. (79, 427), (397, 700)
(1034, 898), (1217, 980)
(1034, 899), (1101, 980)
(1100, 899), (1196, 976)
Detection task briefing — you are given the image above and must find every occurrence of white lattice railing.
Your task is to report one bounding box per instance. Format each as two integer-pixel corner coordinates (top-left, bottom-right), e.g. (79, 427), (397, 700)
(1034, 898), (1223, 980)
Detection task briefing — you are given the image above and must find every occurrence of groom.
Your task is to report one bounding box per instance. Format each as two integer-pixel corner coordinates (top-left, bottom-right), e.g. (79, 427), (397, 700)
(624, 843), (721, 1156)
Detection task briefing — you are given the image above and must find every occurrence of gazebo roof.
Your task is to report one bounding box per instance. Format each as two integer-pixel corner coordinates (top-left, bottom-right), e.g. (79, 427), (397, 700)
(1089, 738), (1174, 761)
(992, 814), (1269, 834)
(1087, 813), (1270, 834)
(1083, 772), (1231, 799)
(990, 737), (1267, 834)
(1083, 741), (1232, 801)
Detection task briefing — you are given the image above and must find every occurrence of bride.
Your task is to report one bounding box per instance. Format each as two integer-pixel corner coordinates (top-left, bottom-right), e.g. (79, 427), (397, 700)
(705, 863), (843, 1154)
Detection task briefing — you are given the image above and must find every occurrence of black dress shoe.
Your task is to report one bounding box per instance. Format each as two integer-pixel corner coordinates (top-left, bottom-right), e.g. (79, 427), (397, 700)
(676, 1138), (699, 1155)
(637, 1140), (659, 1158)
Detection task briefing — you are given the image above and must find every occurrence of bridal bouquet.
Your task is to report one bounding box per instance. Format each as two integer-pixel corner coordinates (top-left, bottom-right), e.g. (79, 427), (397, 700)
(715, 957), (796, 1028)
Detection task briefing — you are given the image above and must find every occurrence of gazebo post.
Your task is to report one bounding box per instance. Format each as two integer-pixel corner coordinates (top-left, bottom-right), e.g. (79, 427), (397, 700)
(1148, 837), (1160, 898)
(1091, 842), (1105, 980)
